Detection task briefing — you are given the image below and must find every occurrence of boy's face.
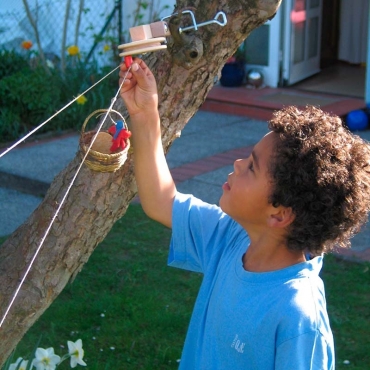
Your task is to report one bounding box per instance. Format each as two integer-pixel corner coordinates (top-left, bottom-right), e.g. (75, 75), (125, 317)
(219, 132), (277, 229)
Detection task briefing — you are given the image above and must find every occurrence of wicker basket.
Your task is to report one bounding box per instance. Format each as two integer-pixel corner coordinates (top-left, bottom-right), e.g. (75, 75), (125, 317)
(79, 109), (130, 172)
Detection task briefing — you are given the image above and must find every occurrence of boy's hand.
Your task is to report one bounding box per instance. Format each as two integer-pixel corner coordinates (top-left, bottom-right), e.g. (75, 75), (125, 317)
(119, 58), (158, 117)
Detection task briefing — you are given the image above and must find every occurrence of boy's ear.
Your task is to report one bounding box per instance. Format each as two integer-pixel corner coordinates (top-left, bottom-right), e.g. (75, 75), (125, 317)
(268, 206), (295, 228)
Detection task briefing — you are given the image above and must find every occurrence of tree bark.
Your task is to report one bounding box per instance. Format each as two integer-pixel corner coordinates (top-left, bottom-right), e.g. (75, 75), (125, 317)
(0, 0), (281, 364)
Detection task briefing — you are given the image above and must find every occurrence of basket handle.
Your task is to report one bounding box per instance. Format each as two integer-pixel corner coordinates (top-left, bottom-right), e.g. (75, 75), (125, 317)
(81, 109), (128, 134)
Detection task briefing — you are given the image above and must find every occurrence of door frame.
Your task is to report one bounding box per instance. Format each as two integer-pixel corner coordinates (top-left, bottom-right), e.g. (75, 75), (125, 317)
(282, 0), (323, 85)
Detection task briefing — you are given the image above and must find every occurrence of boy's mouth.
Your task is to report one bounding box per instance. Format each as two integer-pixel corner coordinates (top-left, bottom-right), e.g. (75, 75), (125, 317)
(222, 178), (231, 191)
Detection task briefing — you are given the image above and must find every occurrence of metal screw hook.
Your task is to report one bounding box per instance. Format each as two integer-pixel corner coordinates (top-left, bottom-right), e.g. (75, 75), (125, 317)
(212, 11), (228, 27)
(162, 10), (227, 34)
(162, 10), (198, 30)
(180, 11), (227, 33)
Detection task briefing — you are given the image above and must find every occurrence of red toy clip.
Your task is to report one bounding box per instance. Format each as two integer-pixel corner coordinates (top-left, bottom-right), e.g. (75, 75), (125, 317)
(124, 55), (133, 68)
(108, 122), (131, 153)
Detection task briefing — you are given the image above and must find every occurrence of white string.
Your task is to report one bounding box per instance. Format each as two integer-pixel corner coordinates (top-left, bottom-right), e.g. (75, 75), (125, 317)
(0, 65), (120, 159)
(0, 66), (131, 328)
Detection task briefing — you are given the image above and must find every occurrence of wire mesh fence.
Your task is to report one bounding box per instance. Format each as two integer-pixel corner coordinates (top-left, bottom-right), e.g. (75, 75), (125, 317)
(0, 0), (173, 67)
(0, 0), (174, 142)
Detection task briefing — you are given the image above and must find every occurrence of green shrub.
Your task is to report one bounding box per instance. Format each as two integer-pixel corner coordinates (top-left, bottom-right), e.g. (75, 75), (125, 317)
(0, 50), (117, 143)
(0, 67), (62, 129)
(0, 49), (29, 80)
(0, 108), (25, 142)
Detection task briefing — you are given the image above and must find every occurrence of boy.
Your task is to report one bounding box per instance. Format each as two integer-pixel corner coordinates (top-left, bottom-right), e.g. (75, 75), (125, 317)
(119, 59), (370, 369)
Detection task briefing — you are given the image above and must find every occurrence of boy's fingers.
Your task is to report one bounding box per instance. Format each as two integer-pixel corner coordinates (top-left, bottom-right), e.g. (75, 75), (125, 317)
(119, 57), (152, 93)
(119, 78), (132, 93)
(130, 58), (154, 84)
(119, 71), (133, 80)
(130, 62), (148, 85)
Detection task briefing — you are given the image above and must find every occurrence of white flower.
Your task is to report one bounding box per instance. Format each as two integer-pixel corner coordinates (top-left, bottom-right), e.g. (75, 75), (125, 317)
(67, 339), (87, 368)
(33, 347), (61, 370)
(46, 59), (54, 69)
(9, 357), (29, 370)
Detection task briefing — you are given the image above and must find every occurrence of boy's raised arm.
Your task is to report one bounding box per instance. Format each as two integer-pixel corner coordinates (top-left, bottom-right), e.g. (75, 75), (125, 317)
(119, 59), (176, 228)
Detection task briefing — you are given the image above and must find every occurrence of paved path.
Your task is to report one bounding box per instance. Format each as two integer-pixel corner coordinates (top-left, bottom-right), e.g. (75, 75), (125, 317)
(1, 110), (370, 262)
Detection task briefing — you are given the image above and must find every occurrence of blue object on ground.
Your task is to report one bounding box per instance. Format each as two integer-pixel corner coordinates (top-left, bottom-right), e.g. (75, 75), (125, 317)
(346, 110), (368, 131)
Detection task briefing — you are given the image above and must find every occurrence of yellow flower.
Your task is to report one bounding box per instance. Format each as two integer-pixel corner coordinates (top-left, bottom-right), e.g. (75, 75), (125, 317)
(103, 44), (110, 52)
(76, 95), (87, 105)
(67, 45), (80, 56)
(21, 40), (33, 50)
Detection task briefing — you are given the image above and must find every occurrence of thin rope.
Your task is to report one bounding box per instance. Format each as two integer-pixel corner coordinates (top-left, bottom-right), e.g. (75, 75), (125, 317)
(0, 65), (120, 159)
(0, 66), (131, 329)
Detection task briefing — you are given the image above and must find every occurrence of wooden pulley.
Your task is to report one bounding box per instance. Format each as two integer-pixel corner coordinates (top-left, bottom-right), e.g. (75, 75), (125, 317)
(118, 21), (170, 67)
(118, 37), (167, 58)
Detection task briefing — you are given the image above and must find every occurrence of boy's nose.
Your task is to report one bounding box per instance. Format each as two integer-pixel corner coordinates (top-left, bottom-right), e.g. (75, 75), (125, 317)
(233, 158), (244, 174)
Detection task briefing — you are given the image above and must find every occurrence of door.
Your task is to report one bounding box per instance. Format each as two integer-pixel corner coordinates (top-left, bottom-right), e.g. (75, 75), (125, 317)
(282, 0), (323, 85)
(244, 9), (282, 88)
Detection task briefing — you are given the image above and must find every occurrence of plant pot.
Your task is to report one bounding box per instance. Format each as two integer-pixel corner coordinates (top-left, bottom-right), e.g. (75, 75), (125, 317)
(220, 62), (245, 87)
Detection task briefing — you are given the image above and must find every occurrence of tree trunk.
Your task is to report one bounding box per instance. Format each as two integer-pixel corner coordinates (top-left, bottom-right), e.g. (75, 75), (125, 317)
(0, 0), (281, 364)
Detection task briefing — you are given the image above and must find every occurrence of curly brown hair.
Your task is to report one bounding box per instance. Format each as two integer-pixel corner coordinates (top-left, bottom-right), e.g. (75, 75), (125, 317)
(268, 106), (370, 255)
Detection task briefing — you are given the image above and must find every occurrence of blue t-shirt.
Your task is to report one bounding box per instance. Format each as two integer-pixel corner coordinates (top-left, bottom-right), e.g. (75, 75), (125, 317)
(168, 193), (335, 370)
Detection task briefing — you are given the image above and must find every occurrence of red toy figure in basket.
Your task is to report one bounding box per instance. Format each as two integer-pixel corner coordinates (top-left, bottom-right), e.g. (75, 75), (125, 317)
(108, 120), (131, 152)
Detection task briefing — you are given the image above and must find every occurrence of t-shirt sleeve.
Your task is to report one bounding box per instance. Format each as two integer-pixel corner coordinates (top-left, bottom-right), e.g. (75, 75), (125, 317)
(168, 192), (237, 273)
(275, 331), (335, 370)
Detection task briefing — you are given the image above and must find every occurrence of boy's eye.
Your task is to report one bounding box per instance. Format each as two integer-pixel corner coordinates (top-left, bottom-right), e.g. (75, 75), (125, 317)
(248, 161), (254, 172)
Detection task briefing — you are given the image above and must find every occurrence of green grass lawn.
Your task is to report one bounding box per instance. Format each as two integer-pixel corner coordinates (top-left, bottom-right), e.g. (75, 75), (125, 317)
(2, 204), (370, 369)
(321, 254), (370, 369)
